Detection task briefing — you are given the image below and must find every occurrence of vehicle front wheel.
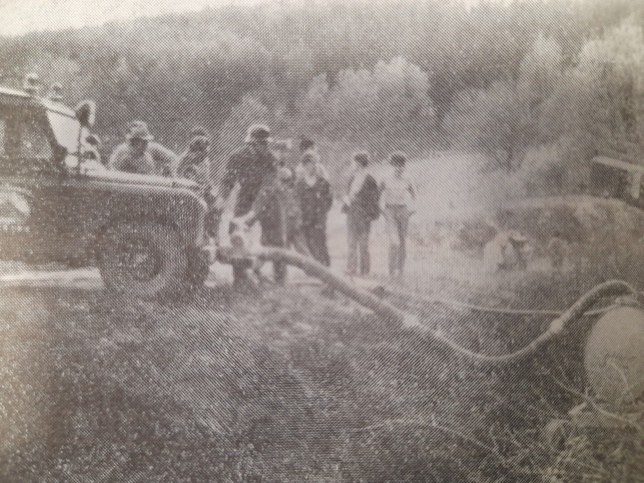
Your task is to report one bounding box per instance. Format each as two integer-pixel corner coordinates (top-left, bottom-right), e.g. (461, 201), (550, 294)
(98, 221), (187, 299)
(185, 248), (210, 291)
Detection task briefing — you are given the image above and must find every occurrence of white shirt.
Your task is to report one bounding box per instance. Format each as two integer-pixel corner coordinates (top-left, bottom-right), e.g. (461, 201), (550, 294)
(380, 171), (416, 210)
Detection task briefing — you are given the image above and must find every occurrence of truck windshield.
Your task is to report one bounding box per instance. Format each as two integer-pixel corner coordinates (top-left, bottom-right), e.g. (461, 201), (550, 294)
(47, 111), (83, 154)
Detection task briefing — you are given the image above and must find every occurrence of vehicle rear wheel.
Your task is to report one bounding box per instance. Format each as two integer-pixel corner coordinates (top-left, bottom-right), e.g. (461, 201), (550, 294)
(98, 221), (187, 299)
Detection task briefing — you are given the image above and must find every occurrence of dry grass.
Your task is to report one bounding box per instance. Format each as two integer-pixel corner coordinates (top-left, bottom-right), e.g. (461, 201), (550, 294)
(2, 161), (644, 480)
(1, 254), (642, 481)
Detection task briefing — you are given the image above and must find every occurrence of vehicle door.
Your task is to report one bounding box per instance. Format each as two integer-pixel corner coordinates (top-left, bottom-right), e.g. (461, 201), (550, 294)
(0, 105), (67, 262)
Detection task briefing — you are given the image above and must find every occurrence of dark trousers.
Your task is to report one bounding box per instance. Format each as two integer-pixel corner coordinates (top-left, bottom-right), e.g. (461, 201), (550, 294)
(232, 260), (253, 288)
(302, 222), (330, 267)
(347, 212), (371, 276)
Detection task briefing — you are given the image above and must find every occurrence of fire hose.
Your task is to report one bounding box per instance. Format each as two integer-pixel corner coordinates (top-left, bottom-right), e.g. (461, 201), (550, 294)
(244, 247), (635, 364)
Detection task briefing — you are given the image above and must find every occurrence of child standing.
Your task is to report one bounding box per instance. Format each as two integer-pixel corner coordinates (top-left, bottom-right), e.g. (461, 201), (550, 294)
(379, 152), (416, 277)
(240, 167), (310, 285)
(294, 137), (330, 181)
(296, 151), (333, 267)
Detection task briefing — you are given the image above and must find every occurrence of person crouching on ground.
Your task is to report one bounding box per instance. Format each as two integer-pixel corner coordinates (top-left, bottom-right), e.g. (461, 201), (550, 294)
(238, 167), (311, 285)
(380, 151), (416, 277)
(297, 151), (333, 267)
(342, 151), (380, 276)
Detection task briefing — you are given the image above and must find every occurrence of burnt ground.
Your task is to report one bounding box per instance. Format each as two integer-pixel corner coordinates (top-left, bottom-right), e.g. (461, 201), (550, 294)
(2, 267), (640, 482)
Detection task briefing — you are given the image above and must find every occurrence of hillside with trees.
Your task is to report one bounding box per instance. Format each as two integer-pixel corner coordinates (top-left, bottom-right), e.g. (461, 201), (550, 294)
(0, 0), (641, 190)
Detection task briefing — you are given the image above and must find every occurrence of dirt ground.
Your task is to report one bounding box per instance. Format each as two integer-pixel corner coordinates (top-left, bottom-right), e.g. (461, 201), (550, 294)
(1, 257), (641, 481)
(1, 175), (643, 480)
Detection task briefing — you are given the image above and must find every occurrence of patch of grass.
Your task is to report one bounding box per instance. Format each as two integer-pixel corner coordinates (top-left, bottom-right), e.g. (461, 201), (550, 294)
(1, 258), (642, 481)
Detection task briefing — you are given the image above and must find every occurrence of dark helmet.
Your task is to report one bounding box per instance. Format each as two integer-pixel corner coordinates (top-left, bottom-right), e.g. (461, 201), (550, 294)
(389, 151), (407, 166)
(189, 135), (210, 152)
(299, 136), (315, 152)
(245, 124), (272, 143)
(353, 151), (370, 167)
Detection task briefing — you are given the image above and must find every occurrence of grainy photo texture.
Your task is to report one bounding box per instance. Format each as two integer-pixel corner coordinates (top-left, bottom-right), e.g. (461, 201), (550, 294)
(0, 0), (642, 481)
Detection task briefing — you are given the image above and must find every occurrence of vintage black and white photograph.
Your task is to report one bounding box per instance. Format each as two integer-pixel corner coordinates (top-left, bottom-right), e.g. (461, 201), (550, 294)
(0, 0), (642, 481)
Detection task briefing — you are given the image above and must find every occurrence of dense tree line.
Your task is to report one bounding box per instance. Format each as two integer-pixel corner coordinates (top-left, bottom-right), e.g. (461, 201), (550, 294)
(0, 0), (641, 187)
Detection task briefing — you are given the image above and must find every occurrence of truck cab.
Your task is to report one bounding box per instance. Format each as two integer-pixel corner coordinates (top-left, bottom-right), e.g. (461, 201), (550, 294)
(0, 81), (210, 298)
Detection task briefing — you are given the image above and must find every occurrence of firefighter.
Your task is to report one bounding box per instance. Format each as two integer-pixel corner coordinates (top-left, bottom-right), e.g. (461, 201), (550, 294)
(216, 124), (278, 289)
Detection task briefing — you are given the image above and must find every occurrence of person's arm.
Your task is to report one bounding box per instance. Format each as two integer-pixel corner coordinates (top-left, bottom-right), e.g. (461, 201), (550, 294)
(407, 177), (417, 214)
(236, 209), (257, 227)
(235, 184), (262, 227)
(150, 143), (178, 177)
(346, 172), (364, 206)
(317, 162), (330, 181)
(294, 179), (305, 205)
(217, 153), (241, 209)
(321, 179), (333, 214)
(175, 152), (191, 179)
(107, 145), (126, 171)
(245, 180), (273, 226)
(379, 178), (388, 213)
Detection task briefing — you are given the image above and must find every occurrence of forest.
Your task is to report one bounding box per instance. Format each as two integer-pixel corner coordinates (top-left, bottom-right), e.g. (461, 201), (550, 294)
(0, 0), (642, 188)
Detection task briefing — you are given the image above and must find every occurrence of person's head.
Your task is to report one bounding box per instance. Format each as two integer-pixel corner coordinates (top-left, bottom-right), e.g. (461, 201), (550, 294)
(277, 166), (294, 186)
(389, 151), (407, 176)
(189, 135), (210, 155)
(301, 151), (320, 177)
(353, 151), (370, 170)
(299, 136), (315, 153)
(190, 125), (208, 138)
(127, 123), (153, 155)
(245, 124), (272, 155)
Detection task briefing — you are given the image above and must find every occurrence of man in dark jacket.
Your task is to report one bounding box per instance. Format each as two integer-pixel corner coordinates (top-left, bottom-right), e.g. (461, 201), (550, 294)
(218, 124), (278, 288)
(297, 151), (333, 266)
(342, 151), (379, 276)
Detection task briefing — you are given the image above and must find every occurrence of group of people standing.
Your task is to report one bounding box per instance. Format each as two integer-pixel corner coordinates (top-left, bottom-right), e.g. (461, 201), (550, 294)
(104, 120), (417, 289)
(339, 150), (417, 279)
(218, 125), (334, 289)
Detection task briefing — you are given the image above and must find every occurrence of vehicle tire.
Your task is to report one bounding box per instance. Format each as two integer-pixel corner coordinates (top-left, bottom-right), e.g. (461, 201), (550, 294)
(98, 221), (187, 299)
(185, 249), (210, 291)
